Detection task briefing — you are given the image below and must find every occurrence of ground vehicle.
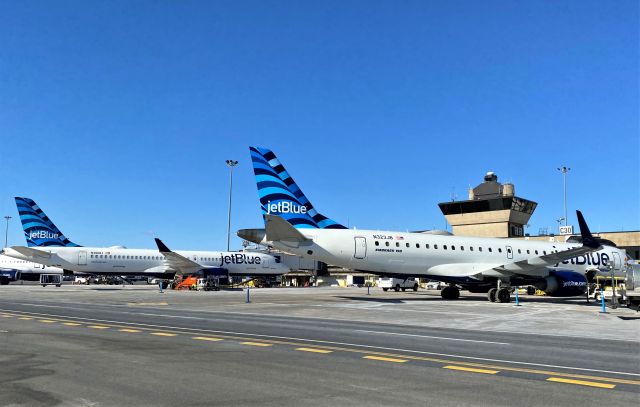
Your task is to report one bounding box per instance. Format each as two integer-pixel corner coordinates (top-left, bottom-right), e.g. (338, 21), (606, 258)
(378, 277), (418, 292)
(621, 263), (640, 310)
(40, 274), (62, 287)
(425, 280), (445, 290)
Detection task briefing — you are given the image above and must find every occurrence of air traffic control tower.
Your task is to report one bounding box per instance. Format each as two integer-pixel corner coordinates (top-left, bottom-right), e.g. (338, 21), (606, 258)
(438, 172), (537, 238)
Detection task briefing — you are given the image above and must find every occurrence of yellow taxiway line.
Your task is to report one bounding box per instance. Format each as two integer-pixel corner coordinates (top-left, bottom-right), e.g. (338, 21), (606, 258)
(443, 365), (499, 374)
(547, 377), (616, 389)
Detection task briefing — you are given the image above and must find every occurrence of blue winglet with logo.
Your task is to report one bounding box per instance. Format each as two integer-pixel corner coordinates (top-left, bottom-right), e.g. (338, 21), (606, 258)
(250, 147), (347, 229)
(14, 197), (81, 247)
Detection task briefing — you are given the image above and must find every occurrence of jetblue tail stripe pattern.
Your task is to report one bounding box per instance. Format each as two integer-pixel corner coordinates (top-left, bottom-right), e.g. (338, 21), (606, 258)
(250, 147), (347, 229)
(14, 197), (81, 247)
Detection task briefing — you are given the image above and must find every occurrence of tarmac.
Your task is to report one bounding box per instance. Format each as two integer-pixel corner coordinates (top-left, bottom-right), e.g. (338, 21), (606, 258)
(0, 284), (638, 406)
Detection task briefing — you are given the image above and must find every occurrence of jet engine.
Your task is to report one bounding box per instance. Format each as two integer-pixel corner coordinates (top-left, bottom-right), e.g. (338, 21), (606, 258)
(535, 270), (587, 297)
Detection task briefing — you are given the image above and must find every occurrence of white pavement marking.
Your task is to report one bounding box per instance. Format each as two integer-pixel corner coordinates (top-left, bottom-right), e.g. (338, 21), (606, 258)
(354, 330), (510, 345)
(2, 308), (639, 378)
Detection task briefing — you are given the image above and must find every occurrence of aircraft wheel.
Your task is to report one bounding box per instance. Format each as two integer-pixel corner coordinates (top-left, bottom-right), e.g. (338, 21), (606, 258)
(441, 286), (451, 299)
(497, 288), (511, 303)
(449, 286), (460, 300)
(382, 288), (388, 292)
(413, 284), (418, 292)
(394, 284), (400, 292)
(487, 288), (497, 302)
(401, 288), (406, 292)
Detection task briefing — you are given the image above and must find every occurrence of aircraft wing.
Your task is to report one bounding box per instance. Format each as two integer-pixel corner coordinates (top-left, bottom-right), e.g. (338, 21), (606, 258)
(154, 238), (202, 274)
(488, 210), (601, 276)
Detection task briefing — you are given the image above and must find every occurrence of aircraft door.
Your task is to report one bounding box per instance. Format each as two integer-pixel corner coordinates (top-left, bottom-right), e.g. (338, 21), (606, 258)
(262, 257), (269, 268)
(354, 237), (367, 259)
(506, 246), (513, 260)
(78, 251), (87, 266)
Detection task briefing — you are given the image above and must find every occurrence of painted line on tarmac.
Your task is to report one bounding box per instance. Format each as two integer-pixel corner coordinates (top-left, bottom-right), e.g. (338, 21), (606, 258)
(354, 329), (510, 345)
(364, 356), (407, 363)
(296, 347), (333, 354)
(6, 302), (638, 344)
(62, 322), (81, 326)
(193, 336), (223, 342)
(547, 377), (616, 389)
(150, 332), (177, 337)
(443, 365), (499, 374)
(2, 308), (639, 385)
(119, 329), (141, 333)
(39, 319), (56, 323)
(88, 325), (109, 329)
(241, 341), (273, 347)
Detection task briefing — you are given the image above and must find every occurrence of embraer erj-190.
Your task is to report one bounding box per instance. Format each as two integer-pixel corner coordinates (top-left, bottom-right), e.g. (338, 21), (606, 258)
(0, 255), (62, 285)
(238, 147), (629, 303)
(2, 197), (289, 280)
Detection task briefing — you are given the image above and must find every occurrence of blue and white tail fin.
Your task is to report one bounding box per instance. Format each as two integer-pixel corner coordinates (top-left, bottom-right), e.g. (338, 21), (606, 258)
(14, 197), (81, 247)
(250, 147), (346, 229)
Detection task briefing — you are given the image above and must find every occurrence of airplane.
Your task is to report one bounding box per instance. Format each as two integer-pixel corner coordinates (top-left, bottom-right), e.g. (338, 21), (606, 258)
(238, 147), (629, 303)
(0, 255), (63, 285)
(2, 197), (290, 282)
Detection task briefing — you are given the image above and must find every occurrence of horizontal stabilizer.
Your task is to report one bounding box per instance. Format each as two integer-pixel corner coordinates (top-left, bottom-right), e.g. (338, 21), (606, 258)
(265, 215), (311, 243)
(5, 246), (52, 260)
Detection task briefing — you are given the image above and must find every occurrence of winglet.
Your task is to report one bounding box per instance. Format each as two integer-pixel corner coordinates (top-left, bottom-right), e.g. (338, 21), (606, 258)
(576, 210), (599, 249)
(155, 238), (172, 253)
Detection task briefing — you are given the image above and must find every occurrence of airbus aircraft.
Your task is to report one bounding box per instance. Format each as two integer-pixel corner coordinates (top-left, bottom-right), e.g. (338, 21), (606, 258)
(0, 255), (63, 285)
(238, 147), (629, 303)
(2, 197), (289, 280)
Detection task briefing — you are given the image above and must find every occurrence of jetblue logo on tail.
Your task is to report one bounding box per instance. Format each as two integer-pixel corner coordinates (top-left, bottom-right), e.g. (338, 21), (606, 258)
(29, 231), (60, 240)
(266, 201), (308, 215)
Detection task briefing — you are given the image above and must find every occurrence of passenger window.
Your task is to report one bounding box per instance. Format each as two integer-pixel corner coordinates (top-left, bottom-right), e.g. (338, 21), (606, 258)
(375, 241), (379, 246)
(416, 243), (420, 248)
(535, 250), (539, 255)
(405, 243), (410, 248)
(385, 241), (389, 247)
(434, 244), (438, 249)
(498, 248), (502, 253)
(470, 247), (473, 251)
(543, 251), (547, 255)
(527, 250), (530, 254)
(488, 248), (493, 252)
(478, 247), (482, 252)
(451, 245), (455, 250)
(426, 244), (430, 249)
(460, 246), (464, 251)
(443, 245), (447, 250)
(395, 242), (399, 247)
(518, 249), (521, 254)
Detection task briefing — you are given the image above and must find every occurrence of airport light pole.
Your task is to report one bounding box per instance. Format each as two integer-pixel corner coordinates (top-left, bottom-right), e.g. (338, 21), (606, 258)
(4, 215), (11, 248)
(226, 160), (239, 251)
(557, 166), (570, 226)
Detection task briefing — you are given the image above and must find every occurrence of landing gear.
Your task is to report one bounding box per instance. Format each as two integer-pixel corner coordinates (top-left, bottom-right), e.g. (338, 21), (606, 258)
(496, 288), (511, 303)
(441, 285), (460, 300)
(382, 288), (389, 292)
(394, 284), (400, 292)
(488, 288), (511, 303)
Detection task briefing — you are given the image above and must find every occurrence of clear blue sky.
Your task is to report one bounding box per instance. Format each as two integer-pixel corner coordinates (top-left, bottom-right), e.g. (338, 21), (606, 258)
(1, 0), (638, 250)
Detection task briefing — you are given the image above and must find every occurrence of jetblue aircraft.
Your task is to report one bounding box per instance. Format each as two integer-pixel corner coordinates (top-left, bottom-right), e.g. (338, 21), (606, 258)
(2, 197), (289, 280)
(238, 147), (629, 303)
(0, 255), (63, 285)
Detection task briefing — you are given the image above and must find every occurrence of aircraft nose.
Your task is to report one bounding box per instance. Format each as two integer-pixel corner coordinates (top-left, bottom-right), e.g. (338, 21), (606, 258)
(237, 228), (266, 245)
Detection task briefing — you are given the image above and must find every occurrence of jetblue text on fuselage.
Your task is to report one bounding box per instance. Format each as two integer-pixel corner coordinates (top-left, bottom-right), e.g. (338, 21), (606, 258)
(559, 252), (609, 266)
(219, 253), (262, 267)
(29, 231), (59, 240)
(266, 201), (308, 215)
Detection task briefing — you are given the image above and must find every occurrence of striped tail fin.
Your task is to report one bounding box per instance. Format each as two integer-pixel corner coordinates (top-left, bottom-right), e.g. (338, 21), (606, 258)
(249, 147), (346, 229)
(14, 197), (81, 247)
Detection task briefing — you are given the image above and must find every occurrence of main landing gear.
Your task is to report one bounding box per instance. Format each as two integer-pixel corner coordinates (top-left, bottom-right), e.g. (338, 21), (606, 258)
(487, 281), (511, 303)
(440, 285), (460, 300)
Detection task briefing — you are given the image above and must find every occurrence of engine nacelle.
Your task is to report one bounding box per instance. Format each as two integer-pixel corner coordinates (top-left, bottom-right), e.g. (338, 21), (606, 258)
(535, 270), (587, 297)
